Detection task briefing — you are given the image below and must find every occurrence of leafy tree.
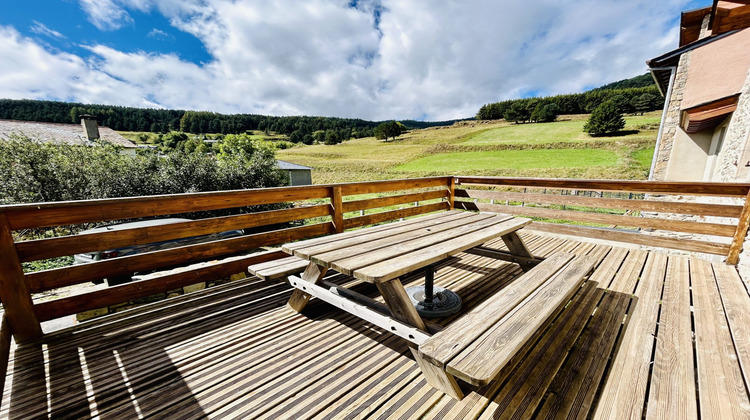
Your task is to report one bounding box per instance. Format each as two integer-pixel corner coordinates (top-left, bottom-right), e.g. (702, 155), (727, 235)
(374, 121), (403, 141)
(312, 130), (326, 144)
(504, 102), (530, 124)
(324, 130), (340, 145)
(631, 93), (659, 115)
(530, 103), (560, 123)
(583, 100), (626, 136)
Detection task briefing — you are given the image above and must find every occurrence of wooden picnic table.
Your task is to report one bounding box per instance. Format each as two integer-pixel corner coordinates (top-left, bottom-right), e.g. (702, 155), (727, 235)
(277, 210), (543, 399)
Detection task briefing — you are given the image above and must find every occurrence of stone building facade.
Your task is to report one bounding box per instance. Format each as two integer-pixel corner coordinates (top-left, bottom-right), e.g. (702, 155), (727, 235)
(647, 1), (750, 277)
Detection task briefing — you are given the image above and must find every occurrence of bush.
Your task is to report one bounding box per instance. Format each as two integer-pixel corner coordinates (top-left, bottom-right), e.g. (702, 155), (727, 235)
(0, 136), (287, 205)
(583, 100), (625, 136)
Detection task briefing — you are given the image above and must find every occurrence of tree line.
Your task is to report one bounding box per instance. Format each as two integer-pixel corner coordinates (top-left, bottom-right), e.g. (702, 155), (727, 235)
(0, 99), (395, 144)
(476, 86), (663, 121)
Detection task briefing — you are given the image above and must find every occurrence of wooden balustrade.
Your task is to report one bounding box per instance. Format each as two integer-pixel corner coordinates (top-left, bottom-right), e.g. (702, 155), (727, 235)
(0, 175), (748, 343)
(0, 176), (453, 341)
(453, 176), (750, 260)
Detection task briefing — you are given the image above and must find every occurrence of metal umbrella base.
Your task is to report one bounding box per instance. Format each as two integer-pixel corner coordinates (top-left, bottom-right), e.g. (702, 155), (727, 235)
(405, 285), (462, 318)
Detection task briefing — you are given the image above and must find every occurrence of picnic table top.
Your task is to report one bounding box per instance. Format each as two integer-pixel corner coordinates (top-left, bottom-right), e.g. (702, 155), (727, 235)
(282, 211), (532, 283)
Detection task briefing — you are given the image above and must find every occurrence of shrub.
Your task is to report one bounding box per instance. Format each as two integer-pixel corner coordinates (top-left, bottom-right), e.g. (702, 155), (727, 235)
(583, 100), (625, 136)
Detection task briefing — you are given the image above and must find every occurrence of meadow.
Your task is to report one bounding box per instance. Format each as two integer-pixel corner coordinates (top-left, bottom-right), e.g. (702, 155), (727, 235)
(277, 111), (661, 184)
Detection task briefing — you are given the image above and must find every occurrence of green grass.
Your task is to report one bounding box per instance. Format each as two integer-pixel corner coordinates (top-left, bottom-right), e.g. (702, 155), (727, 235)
(461, 112), (661, 146)
(395, 149), (619, 172)
(632, 147), (655, 168)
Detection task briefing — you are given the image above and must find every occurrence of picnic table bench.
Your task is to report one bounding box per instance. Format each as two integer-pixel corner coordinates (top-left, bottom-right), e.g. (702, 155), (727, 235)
(248, 211), (596, 399)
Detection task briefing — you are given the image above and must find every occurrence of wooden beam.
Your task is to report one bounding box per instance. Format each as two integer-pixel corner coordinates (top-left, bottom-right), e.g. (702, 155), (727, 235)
(16, 204), (332, 263)
(2, 185), (332, 230)
(448, 177), (456, 210)
(727, 190), (750, 264)
(456, 201), (737, 237)
(525, 222), (730, 256)
(342, 201), (449, 230)
(0, 315), (12, 407)
(331, 186), (345, 234)
(0, 213), (42, 341)
(26, 222), (334, 293)
(287, 262), (327, 312)
(287, 275), (431, 345)
(33, 250), (288, 321)
(463, 246), (543, 268)
(454, 176), (750, 197)
(456, 188), (744, 218)
(341, 189), (448, 213)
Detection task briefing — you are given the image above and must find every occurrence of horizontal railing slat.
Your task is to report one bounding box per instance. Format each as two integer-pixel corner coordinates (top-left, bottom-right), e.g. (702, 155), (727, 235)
(456, 189), (743, 218)
(26, 222), (334, 293)
(339, 177), (450, 196)
(455, 176), (750, 196)
(342, 189), (449, 213)
(526, 222), (730, 256)
(2, 185), (332, 230)
(455, 201), (737, 237)
(33, 250), (288, 322)
(16, 204), (331, 262)
(343, 202), (450, 230)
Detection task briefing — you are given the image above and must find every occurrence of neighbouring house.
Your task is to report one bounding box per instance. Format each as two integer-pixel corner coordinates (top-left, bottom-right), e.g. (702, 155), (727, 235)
(277, 159), (313, 186)
(648, 0), (750, 183)
(646, 0), (750, 276)
(0, 115), (138, 155)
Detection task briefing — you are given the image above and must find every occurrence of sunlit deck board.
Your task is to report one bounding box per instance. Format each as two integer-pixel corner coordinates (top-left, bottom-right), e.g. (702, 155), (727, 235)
(2, 232), (748, 419)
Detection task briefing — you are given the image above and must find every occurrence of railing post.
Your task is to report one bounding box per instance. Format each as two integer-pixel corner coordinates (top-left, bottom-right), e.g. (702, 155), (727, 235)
(448, 177), (456, 210)
(0, 213), (42, 342)
(331, 186), (344, 233)
(727, 190), (750, 265)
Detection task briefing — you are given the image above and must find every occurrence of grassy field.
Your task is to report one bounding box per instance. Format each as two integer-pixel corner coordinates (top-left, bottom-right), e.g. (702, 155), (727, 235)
(278, 111), (661, 184)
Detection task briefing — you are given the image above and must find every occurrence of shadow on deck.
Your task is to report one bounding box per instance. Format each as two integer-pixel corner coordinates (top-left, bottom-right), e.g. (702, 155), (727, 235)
(3, 232), (749, 419)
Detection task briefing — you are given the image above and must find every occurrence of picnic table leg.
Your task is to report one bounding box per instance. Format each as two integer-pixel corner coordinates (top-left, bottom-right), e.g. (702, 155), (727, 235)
(287, 262), (328, 312)
(501, 231), (535, 272)
(376, 279), (464, 400)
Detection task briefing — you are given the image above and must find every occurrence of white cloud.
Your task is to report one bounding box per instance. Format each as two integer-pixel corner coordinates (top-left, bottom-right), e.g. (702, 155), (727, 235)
(3, 0), (704, 120)
(30, 21), (66, 39)
(147, 28), (175, 41)
(79, 0), (133, 31)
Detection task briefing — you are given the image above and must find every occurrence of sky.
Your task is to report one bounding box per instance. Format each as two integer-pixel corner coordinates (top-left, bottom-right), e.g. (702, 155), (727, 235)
(0, 0), (712, 121)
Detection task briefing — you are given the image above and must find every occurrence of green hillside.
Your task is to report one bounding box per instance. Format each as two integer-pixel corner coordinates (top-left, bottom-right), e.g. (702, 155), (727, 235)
(277, 111), (660, 184)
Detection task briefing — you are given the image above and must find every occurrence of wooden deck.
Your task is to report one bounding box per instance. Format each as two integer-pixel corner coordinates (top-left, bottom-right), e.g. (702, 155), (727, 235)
(3, 231), (749, 419)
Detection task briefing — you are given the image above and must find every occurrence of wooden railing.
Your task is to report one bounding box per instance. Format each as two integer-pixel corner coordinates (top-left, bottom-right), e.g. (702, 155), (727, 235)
(0, 177), (453, 342)
(454, 176), (750, 263)
(0, 175), (748, 344)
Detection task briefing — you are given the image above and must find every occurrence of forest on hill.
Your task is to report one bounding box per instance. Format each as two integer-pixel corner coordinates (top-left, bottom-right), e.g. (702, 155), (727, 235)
(476, 73), (662, 120)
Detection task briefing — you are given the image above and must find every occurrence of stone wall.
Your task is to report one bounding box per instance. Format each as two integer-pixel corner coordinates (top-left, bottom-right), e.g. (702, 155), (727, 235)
(651, 53), (691, 181)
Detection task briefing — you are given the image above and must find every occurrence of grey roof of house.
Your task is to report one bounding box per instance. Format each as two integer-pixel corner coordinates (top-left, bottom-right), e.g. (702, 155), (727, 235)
(277, 160), (313, 170)
(0, 119), (138, 148)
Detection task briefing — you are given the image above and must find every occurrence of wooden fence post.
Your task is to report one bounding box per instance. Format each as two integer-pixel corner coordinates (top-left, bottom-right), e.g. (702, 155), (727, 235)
(0, 213), (42, 342)
(727, 190), (750, 265)
(448, 177), (456, 210)
(331, 186), (344, 233)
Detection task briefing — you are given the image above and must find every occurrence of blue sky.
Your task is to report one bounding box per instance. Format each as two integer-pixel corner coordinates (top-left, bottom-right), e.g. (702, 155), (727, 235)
(0, 0), (713, 120)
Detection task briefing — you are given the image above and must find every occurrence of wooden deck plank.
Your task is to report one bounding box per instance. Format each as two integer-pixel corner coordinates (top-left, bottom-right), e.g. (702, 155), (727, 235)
(476, 282), (604, 420)
(691, 257), (750, 419)
(712, 262), (750, 395)
(645, 255), (697, 419)
(3, 232), (748, 420)
(592, 252), (668, 420)
(537, 290), (632, 419)
(446, 256), (595, 385)
(419, 253), (576, 368)
(607, 249), (649, 293)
